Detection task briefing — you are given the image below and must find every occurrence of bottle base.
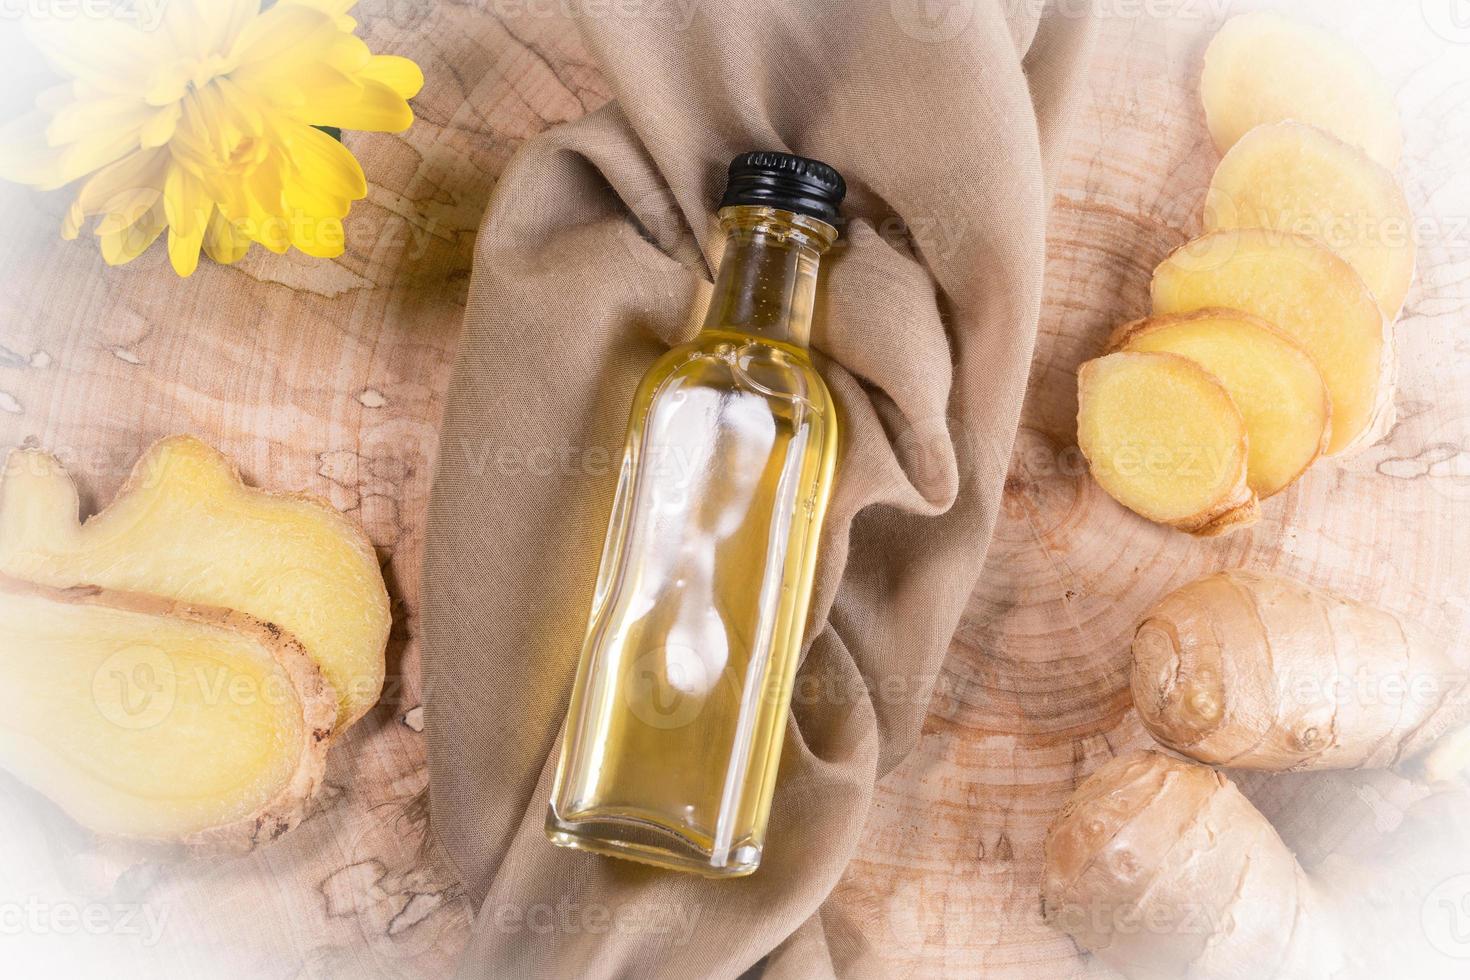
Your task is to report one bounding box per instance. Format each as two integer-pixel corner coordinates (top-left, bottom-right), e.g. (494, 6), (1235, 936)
(545, 809), (761, 879)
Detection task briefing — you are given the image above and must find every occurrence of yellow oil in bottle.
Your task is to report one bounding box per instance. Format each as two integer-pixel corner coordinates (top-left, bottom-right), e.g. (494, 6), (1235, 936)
(547, 154), (845, 877)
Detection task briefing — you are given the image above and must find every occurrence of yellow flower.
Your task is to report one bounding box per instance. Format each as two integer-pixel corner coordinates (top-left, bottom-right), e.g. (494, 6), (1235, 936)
(0, 0), (424, 276)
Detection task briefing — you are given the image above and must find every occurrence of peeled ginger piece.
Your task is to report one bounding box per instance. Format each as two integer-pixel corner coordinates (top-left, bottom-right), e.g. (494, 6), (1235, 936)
(1107, 310), (1330, 499)
(1206, 121), (1415, 317)
(1201, 11), (1402, 169)
(1151, 230), (1394, 457)
(1077, 351), (1257, 536)
(0, 437), (389, 729)
(0, 577), (334, 852)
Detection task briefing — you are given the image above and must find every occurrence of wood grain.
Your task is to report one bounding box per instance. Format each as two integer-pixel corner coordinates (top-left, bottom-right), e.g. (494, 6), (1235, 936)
(833, 1), (1470, 977)
(0, 0), (1465, 976)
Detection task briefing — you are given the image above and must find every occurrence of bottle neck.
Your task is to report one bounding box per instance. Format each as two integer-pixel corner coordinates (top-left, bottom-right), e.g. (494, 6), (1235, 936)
(701, 206), (838, 349)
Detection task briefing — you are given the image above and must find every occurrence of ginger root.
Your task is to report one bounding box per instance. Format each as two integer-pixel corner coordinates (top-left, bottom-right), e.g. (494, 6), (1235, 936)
(1107, 310), (1330, 499)
(0, 575), (334, 853)
(0, 437), (389, 729)
(1043, 751), (1470, 980)
(1131, 570), (1470, 774)
(1200, 11), (1402, 169)
(1076, 351), (1256, 536)
(1206, 121), (1416, 318)
(1151, 229), (1394, 457)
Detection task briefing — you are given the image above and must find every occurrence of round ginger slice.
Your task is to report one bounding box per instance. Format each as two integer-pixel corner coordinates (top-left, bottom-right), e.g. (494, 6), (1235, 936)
(0, 437), (389, 730)
(1077, 351), (1257, 536)
(1107, 310), (1331, 499)
(1151, 229), (1394, 457)
(1201, 11), (1403, 170)
(0, 577), (335, 853)
(1206, 121), (1416, 318)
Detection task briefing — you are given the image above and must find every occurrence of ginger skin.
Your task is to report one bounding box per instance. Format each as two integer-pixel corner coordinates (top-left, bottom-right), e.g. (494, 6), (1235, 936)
(1131, 570), (1470, 774)
(1044, 750), (1470, 980)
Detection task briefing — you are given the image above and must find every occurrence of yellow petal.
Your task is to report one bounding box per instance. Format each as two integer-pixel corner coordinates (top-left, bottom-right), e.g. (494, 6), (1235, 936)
(95, 188), (164, 237)
(54, 129), (143, 190)
(359, 55), (424, 100)
(289, 213), (345, 258)
(286, 124), (367, 200)
(234, 61), (363, 120)
(99, 198), (166, 266)
(204, 207), (252, 264)
(0, 110), (64, 186)
(229, 5), (338, 74)
(319, 78), (413, 133)
(164, 163), (211, 274)
(245, 211), (292, 254)
(25, 18), (160, 94)
(325, 33), (370, 75)
(163, 0), (262, 59)
(245, 152), (288, 216)
(164, 162), (211, 238)
(168, 225), (206, 275)
(283, 0), (358, 30)
(46, 97), (154, 145)
(139, 104), (183, 148)
(284, 176), (352, 221)
(63, 147), (169, 238)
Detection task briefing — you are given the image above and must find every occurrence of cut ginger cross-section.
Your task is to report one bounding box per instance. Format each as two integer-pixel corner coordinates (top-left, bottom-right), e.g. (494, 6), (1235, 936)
(0, 577), (335, 852)
(1151, 230), (1394, 457)
(1077, 351), (1257, 537)
(1107, 310), (1331, 499)
(1200, 11), (1402, 170)
(0, 437), (389, 729)
(1206, 121), (1415, 318)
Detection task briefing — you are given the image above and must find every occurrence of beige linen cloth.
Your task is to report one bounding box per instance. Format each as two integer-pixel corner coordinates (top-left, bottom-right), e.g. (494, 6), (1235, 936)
(423, 1), (1096, 976)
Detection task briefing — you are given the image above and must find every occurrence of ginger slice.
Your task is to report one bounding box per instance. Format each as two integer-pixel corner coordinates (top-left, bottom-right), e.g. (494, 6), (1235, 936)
(1107, 310), (1331, 499)
(1076, 351), (1257, 536)
(0, 577), (334, 852)
(1201, 11), (1402, 170)
(1206, 121), (1416, 318)
(0, 437), (389, 729)
(1151, 229), (1394, 456)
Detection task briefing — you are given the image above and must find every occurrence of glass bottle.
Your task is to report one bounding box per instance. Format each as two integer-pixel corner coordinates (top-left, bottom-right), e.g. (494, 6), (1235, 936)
(546, 152), (846, 877)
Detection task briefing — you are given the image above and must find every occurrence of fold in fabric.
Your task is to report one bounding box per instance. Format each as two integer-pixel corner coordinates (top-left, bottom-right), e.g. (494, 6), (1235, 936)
(422, 2), (1097, 976)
